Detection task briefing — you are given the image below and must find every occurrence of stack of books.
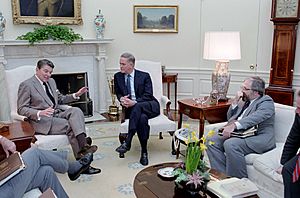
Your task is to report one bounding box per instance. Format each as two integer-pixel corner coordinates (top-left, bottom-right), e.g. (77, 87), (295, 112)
(219, 125), (258, 138)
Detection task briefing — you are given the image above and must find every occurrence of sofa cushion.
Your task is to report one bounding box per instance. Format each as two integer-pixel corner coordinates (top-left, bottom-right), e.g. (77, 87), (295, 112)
(252, 145), (284, 183)
(245, 153), (261, 165)
(274, 103), (295, 143)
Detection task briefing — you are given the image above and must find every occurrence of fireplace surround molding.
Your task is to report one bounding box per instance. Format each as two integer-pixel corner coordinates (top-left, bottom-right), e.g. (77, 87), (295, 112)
(0, 39), (113, 121)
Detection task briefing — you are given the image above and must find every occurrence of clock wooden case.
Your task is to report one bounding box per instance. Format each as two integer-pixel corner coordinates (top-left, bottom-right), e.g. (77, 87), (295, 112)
(266, 0), (300, 105)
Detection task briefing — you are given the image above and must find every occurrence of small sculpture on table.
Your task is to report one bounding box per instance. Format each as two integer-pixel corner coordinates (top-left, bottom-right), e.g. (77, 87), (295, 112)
(107, 77), (119, 116)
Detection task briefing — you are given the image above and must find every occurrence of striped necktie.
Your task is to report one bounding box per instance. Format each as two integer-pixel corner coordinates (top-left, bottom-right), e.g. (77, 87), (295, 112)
(237, 100), (250, 118)
(293, 154), (300, 182)
(43, 82), (56, 106)
(126, 74), (131, 99)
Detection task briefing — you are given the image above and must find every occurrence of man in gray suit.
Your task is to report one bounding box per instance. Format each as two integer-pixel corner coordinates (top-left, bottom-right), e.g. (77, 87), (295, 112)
(0, 135), (94, 197)
(17, 59), (100, 174)
(206, 76), (275, 178)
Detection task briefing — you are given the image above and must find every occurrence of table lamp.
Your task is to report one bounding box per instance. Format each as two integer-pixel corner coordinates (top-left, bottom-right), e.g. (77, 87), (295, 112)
(203, 31), (241, 100)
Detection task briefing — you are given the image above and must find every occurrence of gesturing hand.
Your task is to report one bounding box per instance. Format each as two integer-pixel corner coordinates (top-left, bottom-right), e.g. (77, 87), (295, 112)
(0, 136), (16, 157)
(75, 87), (88, 97)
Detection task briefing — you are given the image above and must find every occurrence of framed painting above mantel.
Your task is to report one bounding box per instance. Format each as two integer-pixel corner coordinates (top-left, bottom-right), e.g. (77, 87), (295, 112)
(12, 0), (82, 25)
(134, 5), (178, 33)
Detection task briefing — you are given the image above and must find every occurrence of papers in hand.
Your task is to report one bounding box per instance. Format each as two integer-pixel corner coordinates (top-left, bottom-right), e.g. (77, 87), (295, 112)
(218, 126), (257, 138)
(207, 177), (258, 198)
(0, 152), (26, 186)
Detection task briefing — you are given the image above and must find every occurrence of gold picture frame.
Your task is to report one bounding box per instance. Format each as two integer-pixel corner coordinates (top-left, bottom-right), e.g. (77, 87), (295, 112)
(12, 0), (83, 25)
(134, 5), (178, 33)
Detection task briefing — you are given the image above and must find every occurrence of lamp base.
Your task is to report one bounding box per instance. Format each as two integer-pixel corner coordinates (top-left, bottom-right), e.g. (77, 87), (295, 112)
(211, 61), (231, 100)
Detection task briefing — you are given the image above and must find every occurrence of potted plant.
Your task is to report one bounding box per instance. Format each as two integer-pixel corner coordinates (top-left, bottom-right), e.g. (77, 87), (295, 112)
(172, 126), (215, 196)
(17, 25), (83, 45)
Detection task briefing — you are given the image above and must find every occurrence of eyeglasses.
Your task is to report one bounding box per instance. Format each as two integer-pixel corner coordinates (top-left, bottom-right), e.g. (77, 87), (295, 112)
(240, 86), (252, 91)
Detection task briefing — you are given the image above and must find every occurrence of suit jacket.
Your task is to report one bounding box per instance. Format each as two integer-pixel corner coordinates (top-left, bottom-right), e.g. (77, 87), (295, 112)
(227, 95), (276, 153)
(114, 69), (160, 115)
(17, 75), (77, 134)
(281, 114), (300, 165)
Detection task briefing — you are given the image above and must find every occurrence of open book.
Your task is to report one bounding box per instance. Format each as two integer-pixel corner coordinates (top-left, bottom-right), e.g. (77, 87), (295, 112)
(0, 152), (26, 186)
(207, 177), (258, 198)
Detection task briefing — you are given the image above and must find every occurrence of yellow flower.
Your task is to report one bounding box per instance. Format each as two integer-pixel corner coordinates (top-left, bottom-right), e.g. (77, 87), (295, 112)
(200, 136), (206, 143)
(183, 123), (190, 129)
(207, 130), (215, 137)
(200, 143), (207, 151)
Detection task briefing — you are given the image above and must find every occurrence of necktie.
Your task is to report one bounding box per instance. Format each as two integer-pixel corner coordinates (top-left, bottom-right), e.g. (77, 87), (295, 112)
(43, 82), (56, 106)
(126, 74), (131, 99)
(237, 100), (250, 118)
(293, 154), (300, 182)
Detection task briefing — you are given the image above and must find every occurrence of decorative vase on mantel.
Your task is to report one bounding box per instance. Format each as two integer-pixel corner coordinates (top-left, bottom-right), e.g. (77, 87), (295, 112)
(94, 9), (106, 39)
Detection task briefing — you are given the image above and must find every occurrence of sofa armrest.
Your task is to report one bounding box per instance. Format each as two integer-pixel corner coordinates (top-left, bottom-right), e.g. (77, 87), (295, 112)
(11, 113), (28, 121)
(161, 95), (172, 120)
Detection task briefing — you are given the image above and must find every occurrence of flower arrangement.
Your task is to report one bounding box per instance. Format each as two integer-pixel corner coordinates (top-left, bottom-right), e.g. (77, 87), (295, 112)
(173, 125), (215, 192)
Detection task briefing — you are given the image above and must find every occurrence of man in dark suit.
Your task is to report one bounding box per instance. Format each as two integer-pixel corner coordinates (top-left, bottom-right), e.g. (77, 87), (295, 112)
(280, 91), (300, 198)
(0, 135), (94, 197)
(114, 52), (160, 165)
(17, 59), (100, 175)
(206, 76), (275, 178)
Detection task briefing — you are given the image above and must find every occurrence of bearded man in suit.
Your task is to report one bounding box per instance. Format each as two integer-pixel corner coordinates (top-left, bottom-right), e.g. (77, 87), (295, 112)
(114, 52), (160, 165)
(17, 59), (100, 175)
(206, 76), (275, 178)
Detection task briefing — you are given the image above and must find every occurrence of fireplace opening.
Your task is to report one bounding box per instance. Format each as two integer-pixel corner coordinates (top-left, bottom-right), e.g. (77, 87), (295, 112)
(52, 72), (93, 117)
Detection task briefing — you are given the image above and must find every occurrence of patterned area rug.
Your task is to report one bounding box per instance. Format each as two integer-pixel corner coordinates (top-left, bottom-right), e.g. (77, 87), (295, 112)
(56, 121), (186, 198)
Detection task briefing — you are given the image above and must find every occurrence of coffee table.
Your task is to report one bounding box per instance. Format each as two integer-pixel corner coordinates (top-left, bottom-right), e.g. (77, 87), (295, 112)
(0, 121), (35, 160)
(134, 162), (259, 198)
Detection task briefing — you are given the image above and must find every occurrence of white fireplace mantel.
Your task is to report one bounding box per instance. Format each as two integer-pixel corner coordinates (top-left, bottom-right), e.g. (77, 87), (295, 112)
(0, 38), (113, 121)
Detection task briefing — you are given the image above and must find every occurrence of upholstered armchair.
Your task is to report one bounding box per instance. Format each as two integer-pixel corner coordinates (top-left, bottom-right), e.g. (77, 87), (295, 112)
(4, 65), (69, 150)
(118, 60), (176, 157)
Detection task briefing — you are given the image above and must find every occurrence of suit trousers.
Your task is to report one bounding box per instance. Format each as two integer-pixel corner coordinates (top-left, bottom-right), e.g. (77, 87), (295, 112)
(47, 107), (86, 157)
(0, 148), (68, 198)
(127, 101), (160, 142)
(282, 155), (300, 198)
(206, 134), (255, 178)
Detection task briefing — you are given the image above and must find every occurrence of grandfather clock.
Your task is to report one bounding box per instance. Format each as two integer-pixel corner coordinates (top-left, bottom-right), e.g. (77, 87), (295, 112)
(265, 0), (300, 105)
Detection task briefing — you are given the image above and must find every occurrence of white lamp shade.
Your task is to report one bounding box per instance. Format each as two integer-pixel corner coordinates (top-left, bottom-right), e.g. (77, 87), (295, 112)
(203, 31), (241, 61)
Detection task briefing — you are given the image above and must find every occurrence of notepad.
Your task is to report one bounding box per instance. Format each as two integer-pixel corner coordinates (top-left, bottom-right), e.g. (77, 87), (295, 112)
(0, 152), (26, 186)
(207, 177), (259, 198)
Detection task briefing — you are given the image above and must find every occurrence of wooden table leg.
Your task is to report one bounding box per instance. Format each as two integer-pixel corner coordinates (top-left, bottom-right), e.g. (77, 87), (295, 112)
(175, 81), (177, 110)
(178, 112), (183, 129)
(199, 111), (205, 139)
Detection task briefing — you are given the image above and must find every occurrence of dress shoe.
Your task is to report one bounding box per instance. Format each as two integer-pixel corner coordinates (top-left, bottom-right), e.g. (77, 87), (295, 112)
(115, 143), (130, 154)
(140, 153), (148, 166)
(82, 166), (101, 175)
(68, 153), (93, 181)
(86, 137), (92, 146)
(77, 145), (98, 158)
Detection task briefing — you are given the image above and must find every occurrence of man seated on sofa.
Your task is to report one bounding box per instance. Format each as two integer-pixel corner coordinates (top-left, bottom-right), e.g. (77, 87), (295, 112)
(17, 59), (100, 174)
(277, 90), (300, 198)
(0, 135), (94, 198)
(206, 76), (275, 178)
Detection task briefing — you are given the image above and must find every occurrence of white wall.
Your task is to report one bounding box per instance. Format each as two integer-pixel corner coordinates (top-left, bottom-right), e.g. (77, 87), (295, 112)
(1, 0), (300, 112)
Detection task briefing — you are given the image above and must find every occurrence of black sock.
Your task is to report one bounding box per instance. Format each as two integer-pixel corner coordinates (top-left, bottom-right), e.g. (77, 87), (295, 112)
(76, 133), (87, 149)
(141, 139), (147, 154)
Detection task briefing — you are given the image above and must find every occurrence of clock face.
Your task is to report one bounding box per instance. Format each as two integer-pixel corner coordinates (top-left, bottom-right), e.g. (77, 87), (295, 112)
(276, 0), (299, 18)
